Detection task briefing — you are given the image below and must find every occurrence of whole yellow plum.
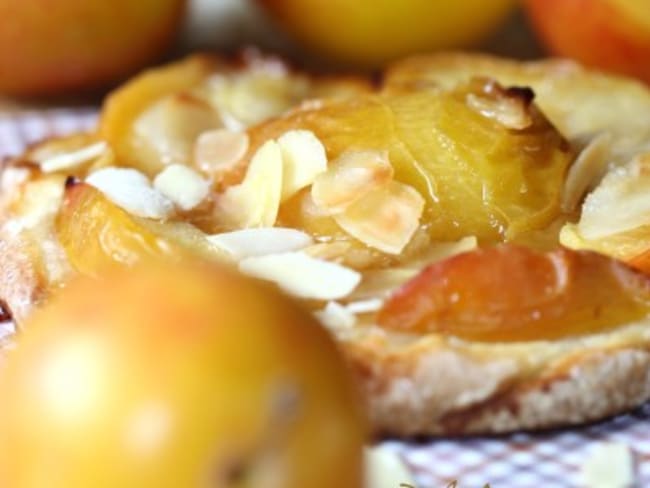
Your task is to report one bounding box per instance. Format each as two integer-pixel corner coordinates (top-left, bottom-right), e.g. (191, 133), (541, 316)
(256, 0), (516, 66)
(0, 0), (186, 96)
(525, 0), (650, 84)
(0, 261), (366, 487)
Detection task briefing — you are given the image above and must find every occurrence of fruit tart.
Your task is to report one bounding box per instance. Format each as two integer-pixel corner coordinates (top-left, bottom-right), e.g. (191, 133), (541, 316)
(2, 51), (650, 435)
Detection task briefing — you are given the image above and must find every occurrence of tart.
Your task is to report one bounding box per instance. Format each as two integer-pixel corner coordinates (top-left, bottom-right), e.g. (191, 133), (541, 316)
(2, 51), (650, 435)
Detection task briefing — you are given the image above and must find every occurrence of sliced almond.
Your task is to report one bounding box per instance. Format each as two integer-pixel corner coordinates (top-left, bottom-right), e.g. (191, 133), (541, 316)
(467, 92), (533, 130)
(193, 129), (249, 178)
(562, 132), (612, 213)
(239, 252), (361, 300)
(209, 72), (308, 130)
(581, 443), (635, 488)
(334, 181), (425, 255)
(314, 302), (357, 330)
(465, 80), (535, 130)
(86, 167), (174, 220)
(578, 153), (650, 239)
(345, 298), (384, 314)
(558, 223), (585, 251)
(153, 164), (210, 211)
(311, 150), (393, 214)
(347, 237), (478, 301)
(4, 175), (67, 235)
(364, 446), (416, 488)
(303, 241), (353, 261)
(215, 140), (283, 228)
(39, 141), (107, 174)
(207, 228), (313, 260)
(277, 130), (328, 201)
(134, 92), (221, 172)
(404, 235), (478, 270)
(350, 268), (419, 301)
(0, 166), (31, 208)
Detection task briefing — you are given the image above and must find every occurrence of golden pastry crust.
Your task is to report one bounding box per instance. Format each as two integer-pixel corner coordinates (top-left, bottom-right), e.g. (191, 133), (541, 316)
(0, 158), (71, 323)
(344, 320), (650, 435)
(2, 52), (650, 437)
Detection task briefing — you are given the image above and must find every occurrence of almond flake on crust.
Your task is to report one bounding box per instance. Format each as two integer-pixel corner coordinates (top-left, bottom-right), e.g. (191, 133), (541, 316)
(465, 81), (534, 130)
(277, 130), (328, 201)
(334, 181), (425, 255)
(39, 141), (107, 174)
(578, 153), (650, 239)
(345, 298), (384, 314)
(2, 176), (66, 235)
(86, 167), (174, 219)
(302, 241), (353, 262)
(311, 150), (393, 215)
(153, 164), (210, 211)
(215, 140), (283, 228)
(561, 132), (612, 213)
(364, 446), (416, 488)
(315, 302), (357, 330)
(134, 93), (221, 168)
(208, 72), (309, 130)
(207, 227), (313, 260)
(0, 166), (31, 209)
(581, 443), (635, 488)
(315, 299), (384, 331)
(239, 252), (361, 300)
(193, 129), (249, 178)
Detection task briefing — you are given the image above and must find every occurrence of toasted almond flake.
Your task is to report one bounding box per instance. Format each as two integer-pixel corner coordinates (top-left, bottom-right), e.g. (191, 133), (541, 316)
(312, 150), (393, 214)
(153, 164), (210, 211)
(216, 140), (283, 228)
(347, 237), (478, 302)
(578, 153), (650, 239)
(302, 241), (353, 261)
(364, 446), (416, 488)
(209, 73), (308, 130)
(86, 167), (174, 219)
(315, 302), (357, 330)
(562, 132), (612, 212)
(466, 90), (533, 130)
(335, 181), (425, 255)
(345, 298), (384, 314)
(0, 166), (31, 208)
(581, 443), (635, 488)
(405, 236), (479, 270)
(207, 228), (313, 260)
(350, 268), (420, 301)
(239, 252), (361, 300)
(4, 175), (66, 235)
(0, 321), (15, 344)
(134, 93), (221, 169)
(558, 223), (585, 250)
(40, 141), (107, 173)
(193, 129), (249, 177)
(277, 130), (328, 201)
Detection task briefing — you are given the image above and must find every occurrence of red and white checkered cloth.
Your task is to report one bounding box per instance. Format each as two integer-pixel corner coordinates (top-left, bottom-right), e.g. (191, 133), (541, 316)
(1, 109), (649, 488)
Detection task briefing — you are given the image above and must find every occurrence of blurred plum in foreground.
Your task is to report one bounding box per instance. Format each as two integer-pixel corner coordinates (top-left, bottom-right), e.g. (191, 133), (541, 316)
(0, 261), (366, 487)
(0, 0), (186, 96)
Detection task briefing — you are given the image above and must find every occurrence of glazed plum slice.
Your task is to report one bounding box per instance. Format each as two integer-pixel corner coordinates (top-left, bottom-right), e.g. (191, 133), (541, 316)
(378, 244), (650, 342)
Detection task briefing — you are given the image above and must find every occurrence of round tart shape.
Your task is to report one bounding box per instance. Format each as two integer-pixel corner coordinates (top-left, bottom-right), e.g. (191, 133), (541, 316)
(2, 52), (650, 435)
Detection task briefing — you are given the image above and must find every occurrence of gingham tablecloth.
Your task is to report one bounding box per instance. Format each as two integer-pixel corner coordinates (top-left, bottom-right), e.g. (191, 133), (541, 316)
(1, 109), (649, 488)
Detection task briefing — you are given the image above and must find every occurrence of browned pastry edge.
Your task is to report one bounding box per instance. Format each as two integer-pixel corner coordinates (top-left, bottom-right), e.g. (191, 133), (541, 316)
(348, 340), (650, 436)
